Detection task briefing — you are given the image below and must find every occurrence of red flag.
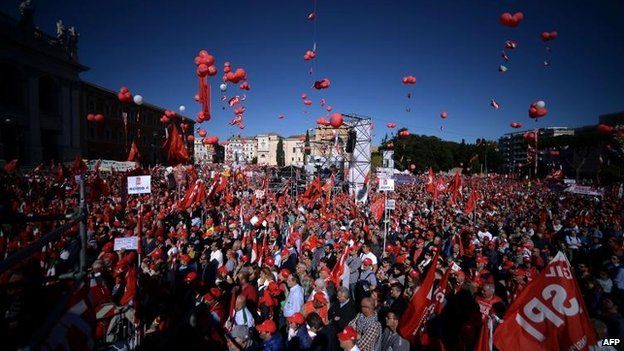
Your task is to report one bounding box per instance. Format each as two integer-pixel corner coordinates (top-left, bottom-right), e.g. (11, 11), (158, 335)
(177, 180), (207, 211)
(120, 266), (137, 306)
(370, 197), (385, 223)
(433, 267), (453, 315)
(162, 124), (189, 165)
(476, 315), (495, 351)
(397, 251), (440, 344)
(464, 190), (481, 214)
(447, 172), (462, 201)
(127, 141), (141, 162)
(493, 251), (598, 351)
(330, 245), (350, 288)
(302, 177), (323, 205)
(72, 155), (88, 175)
(434, 177), (446, 199)
(425, 168), (436, 195)
(3, 159), (18, 173)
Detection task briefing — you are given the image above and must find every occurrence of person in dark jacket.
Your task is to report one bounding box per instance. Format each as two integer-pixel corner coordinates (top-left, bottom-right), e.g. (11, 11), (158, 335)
(256, 319), (284, 351)
(286, 312), (311, 351)
(329, 287), (357, 332)
(307, 312), (339, 351)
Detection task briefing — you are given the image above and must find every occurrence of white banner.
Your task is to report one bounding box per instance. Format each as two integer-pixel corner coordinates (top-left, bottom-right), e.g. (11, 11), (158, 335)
(87, 160), (138, 172)
(127, 175), (152, 194)
(385, 199), (396, 210)
(564, 184), (604, 197)
(378, 178), (395, 192)
(255, 189), (265, 199)
(114, 236), (139, 251)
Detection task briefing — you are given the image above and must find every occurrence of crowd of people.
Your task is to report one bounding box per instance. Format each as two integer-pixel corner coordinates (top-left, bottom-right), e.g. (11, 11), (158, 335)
(0, 160), (623, 350)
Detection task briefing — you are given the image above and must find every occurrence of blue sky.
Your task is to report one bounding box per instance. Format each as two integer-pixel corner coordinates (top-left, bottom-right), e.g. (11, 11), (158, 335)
(3, 0), (623, 144)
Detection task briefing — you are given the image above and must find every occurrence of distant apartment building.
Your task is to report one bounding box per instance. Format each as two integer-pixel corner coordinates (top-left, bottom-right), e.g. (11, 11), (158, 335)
(284, 135), (305, 166)
(224, 135), (257, 164)
(256, 133), (281, 166)
(498, 127), (574, 173)
(194, 139), (224, 164)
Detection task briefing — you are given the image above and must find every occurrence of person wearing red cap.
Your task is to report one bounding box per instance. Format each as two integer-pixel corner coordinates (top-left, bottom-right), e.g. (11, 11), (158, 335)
(302, 292), (329, 324)
(286, 312), (311, 351)
(354, 258), (377, 304)
(256, 319), (284, 351)
(338, 326), (359, 351)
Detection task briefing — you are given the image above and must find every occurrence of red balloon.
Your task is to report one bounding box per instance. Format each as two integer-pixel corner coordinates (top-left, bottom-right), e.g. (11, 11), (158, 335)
(316, 117), (329, 126)
(161, 116), (169, 124)
(94, 114), (105, 122)
(308, 12), (316, 21)
(303, 99), (312, 106)
(239, 81), (250, 91)
(440, 111), (448, 119)
(500, 12), (523, 27)
(301, 93), (308, 100)
(402, 76), (416, 85)
(325, 105), (332, 112)
(86, 113), (95, 122)
(119, 86), (129, 94)
(194, 94), (200, 102)
(386, 122), (396, 128)
(198, 129), (207, 137)
(329, 113), (343, 128)
(207, 65), (218, 76)
(399, 130), (410, 136)
(410, 164), (416, 170)
(313, 78), (330, 90)
(549, 150), (560, 157)
(597, 124), (614, 134)
(510, 122), (523, 129)
(387, 142), (394, 149)
(197, 64), (209, 77)
(224, 66), (231, 73)
(523, 132), (536, 142)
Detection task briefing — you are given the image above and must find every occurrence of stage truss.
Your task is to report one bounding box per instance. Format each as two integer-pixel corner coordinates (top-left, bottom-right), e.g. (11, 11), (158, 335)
(344, 113), (372, 204)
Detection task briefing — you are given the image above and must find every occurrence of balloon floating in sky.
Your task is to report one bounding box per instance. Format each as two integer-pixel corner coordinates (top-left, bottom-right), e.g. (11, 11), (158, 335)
(325, 105), (332, 112)
(301, 93), (308, 100)
(329, 113), (343, 128)
(117, 86), (133, 103)
(198, 128), (207, 137)
(308, 12), (316, 21)
(316, 117), (329, 126)
(523, 131), (537, 142)
(303, 99), (313, 106)
(541, 31), (558, 42)
(500, 12), (524, 28)
(510, 122), (523, 129)
(133, 95), (143, 105)
(490, 99), (500, 109)
(224, 68), (247, 84)
(179, 105), (186, 112)
(401, 76), (416, 84)
(440, 111), (448, 119)
(220, 83), (227, 92)
(278, 115), (285, 120)
(504, 40), (518, 49)
(239, 81), (250, 91)
(499, 65), (508, 73)
(399, 130), (410, 137)
(386, 122), (397, 128)
(313, 78), (330, 90)
(304, 50), (317, 61)
(529, 100), (548, 119)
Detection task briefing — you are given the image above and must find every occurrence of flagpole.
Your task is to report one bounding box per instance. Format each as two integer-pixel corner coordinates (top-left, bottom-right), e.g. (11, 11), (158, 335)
(383, 190), (388, 257)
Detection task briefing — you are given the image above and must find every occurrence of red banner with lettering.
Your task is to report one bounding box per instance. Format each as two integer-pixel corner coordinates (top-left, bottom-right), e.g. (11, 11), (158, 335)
(493, 251), (597, 351)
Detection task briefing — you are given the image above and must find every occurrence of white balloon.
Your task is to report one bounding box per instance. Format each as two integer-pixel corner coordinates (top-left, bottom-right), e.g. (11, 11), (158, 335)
(133, 95), (143, 105)
(179, 105), (186, 112)
(250, 216), (258, 226)
(536, 100), (546, 108)
(220, 83), (227, 92)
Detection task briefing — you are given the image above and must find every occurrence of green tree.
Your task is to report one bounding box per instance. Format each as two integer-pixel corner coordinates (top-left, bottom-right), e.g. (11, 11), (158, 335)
(276, 138), (285, 167)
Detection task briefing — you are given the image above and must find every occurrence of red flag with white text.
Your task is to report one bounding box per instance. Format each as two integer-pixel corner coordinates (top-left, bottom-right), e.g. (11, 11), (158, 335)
(493, 251), (597, 351)
(397, 251), (440, 344)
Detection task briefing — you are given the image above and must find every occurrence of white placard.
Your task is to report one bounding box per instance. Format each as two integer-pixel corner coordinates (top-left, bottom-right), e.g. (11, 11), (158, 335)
(255, 190), (265, 199)
(114, 236), (139, 251)
(127, 175), (152, 194)
(564, 184), (604, 197)
(378, 178), (395, 192)
(385, 199), (396, 210)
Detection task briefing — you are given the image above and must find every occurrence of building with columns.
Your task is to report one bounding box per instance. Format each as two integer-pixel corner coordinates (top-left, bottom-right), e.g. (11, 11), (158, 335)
(0, 7), (194, 166)
(0, 10), (86, 166)
(284, 135), (305, 166)
(223, 135), (257, 164)
(194, 138), (224, 164)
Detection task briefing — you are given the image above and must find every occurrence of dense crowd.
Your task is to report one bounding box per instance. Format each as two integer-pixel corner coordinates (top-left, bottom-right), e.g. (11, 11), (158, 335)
(0, 161), (623, 351)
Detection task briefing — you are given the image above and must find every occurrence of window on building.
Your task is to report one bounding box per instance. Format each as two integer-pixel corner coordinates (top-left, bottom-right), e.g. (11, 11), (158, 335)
(0, 63), (24, 109)
(293, 148), (296, 153)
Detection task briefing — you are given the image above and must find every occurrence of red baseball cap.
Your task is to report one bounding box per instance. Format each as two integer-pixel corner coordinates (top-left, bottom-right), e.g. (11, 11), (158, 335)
(362, 258), (373, 266)
(286, 312), (305, 325)
(313, 292), (328, 305)
(338, 326), (358, 342)
(256, 319), (277, 334)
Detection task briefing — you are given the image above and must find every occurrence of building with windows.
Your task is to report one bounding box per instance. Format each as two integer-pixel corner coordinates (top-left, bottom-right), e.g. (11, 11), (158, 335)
(194, 138), (224, 164)
(256, 133), (281, 166)
(0, 5), (193, 166)
(498, 127), (574, 173)
(224, 136), (257, 164)
(284, 135), (305, 166)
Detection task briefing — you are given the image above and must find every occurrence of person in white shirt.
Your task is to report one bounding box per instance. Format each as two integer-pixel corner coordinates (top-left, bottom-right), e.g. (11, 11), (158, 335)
(283, 274), (304, 318)
(477, 226), (492, 242)
(227, 295), (255, 329)
(360, 244), (378, 268)
(209, 242), (224, 267)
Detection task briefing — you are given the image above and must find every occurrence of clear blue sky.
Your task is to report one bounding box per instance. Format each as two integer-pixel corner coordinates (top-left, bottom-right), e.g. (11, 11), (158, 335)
(3, 0), (623, 144)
